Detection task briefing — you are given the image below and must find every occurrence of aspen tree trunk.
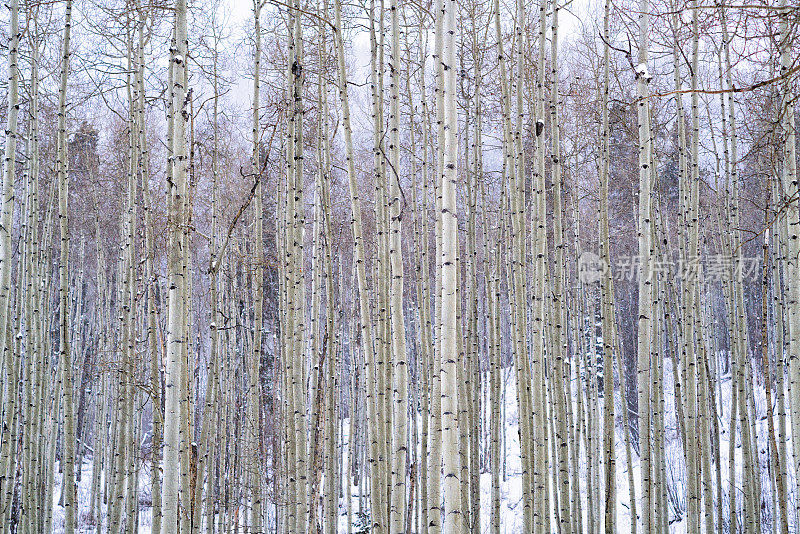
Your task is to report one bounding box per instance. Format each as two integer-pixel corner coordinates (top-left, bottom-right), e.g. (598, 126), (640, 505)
(599, 0), (616, 529)
(430, 0), (446, 525)
(634, 0), (653, 529)
(180, 90), (195, 532)
(281, 83), (296, 533)
(331, 3), (384, 531)
(683, 6), (703, 530)
(92, 223), (109, 534)
(56, 2), (76, 531)
(532, 0), (551, 527)
(406, 30), (432, 534)
(125, 52), (141, 534)
(0, 0), (19, 524)
(486, 180), (501, 534)
(374, 3), (394, 522)
(779, 0), (800, 526)
(468, 15), (486, 530)
(21, 51), (44, 533)
(455, 264), (469, 529)
(316, 48), (338, 534)
(137, 11), (162, 531)
(388, 0), (410, 527)
(719, 5), (759, 530)
(773, 172), (790, 534)
(43, 186), (60, 534)
(650, 171), (669, 534)
(514, 0), (535, 526)
(439, 0), (462, 530)
(762, 184), (788, 534)
(287, 2), (308, 528)
(3, 268), (22, 534)
(112, 24), (140, 532)
(0, 0), (19, 413)
(668, 16), (691, 523)
(309, 117), (325, 534)
(548, 5), (573, 532)
(161, 0), (189, 530)
(249, 2), (264, 530)
(196, 14), (226, 534)
(21, 37), (44, 532)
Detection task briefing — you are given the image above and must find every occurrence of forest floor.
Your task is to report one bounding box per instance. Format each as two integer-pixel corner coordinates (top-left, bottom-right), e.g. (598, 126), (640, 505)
(52, 355), (788, 533)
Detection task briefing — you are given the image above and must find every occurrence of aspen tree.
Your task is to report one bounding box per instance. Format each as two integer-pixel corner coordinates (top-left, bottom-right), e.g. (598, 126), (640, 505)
(56, 1), (77, 531)
(309, 20), (331, 527)
(469, 10), (488, 530)
(454, 258), (469, 527)
(195, 9), (229, 534)
(532, 0), (552, 527)
(91, 220), (109, 534)
(21, 36), (44, 532)
(388, 0), (410, 527)
(287, 1), (308, 528)
(136, 9), (162, 531)
(110, 21), (140, 531)
(772, 170), (790, 534)
(690, 84), (713, 534)
(485, 179), (501, 534)
(650, 197), (669, 534)
(634, 0), (654, 529)
(0, 0), (19, 411)
(430, 0), (446, 524)
(371, 0), (394, 521)
(598, 0), (616, 529)
(0, 0), (20, 523)
(548, 4), (573, 531)
(668, 8), (690, 503)
(779, 0), (800, 525)
(762, 180), (788, 534)
(281, 77), (296, 532)
(249, 2), (264, 530)
(406, 25), (432, 534)
(3, 264), (23, 534)
(43, 183), (60, 534)
(491, 0), (534, 526)
(331, 1), (384, 529)
(682, 5), (704, 530)
(309, 102), (325, 534)
(180, 85), (195, 530)
(465, 10), (486, 528)
(18, 124), (36, 534)
(438, 0), (462, 529)
(719, 5), (759, 529)
(161, 0), (190, 530)
(318, 51), (338, 534)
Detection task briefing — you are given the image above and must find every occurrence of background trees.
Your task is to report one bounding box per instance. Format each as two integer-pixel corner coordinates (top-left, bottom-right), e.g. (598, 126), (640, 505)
(0, 0), (797, 532)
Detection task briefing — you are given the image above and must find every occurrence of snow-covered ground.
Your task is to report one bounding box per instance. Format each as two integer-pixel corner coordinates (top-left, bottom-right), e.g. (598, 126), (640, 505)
(53, 353), (793, 533)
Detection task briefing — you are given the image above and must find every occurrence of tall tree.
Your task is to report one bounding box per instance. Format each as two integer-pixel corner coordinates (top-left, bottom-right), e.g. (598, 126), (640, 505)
(161, 0), (190, 531)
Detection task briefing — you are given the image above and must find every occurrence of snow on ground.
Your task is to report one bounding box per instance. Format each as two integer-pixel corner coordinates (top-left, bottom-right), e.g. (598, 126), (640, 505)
(52, 352), (794, 533)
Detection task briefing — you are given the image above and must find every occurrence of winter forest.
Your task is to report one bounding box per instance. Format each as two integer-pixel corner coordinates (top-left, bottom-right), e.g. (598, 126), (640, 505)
(0, 0), (798, 529)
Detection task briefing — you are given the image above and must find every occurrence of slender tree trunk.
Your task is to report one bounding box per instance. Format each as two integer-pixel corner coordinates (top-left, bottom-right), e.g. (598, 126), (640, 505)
(634, 0), (653, 529)
(0, 0), (20, 522)
(161, 0), (189, 530)
(56, 2), (76, 531)
(438, 0), (461, 530)
(388, 0), (409, 528)
(599, 0), (616, 529)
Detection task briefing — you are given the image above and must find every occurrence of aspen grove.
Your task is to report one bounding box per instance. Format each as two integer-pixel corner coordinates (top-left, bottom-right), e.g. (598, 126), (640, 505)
(0, 0), (798, 531)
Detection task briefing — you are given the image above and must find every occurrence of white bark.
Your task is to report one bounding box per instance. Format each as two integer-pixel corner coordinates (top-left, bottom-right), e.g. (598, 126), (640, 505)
(161, 0), (189, 531)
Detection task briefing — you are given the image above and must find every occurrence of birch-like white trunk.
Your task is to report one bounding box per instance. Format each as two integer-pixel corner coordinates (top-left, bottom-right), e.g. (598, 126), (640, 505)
(161, 0), (189, 530)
